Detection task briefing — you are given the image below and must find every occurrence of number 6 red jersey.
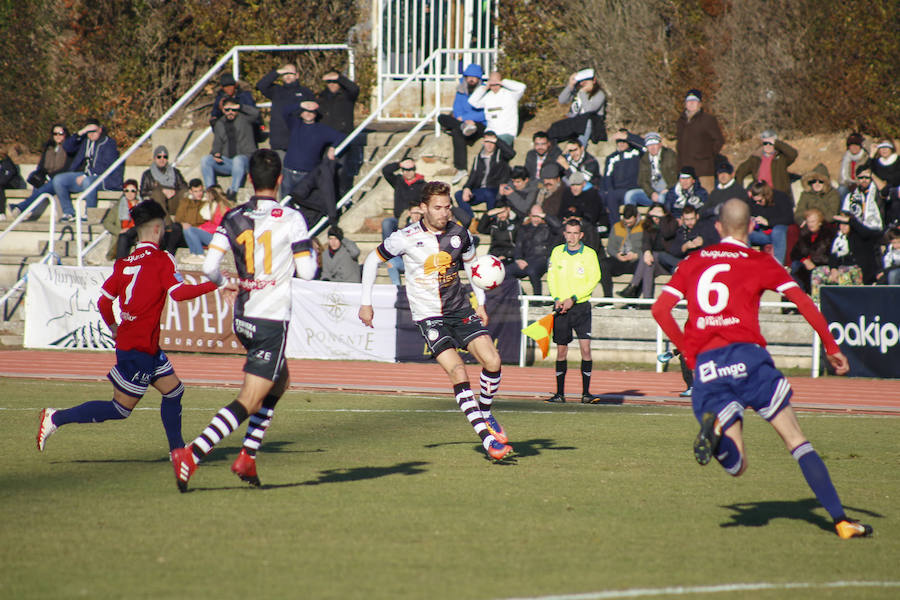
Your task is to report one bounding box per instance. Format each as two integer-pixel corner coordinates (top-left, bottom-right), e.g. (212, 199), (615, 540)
(660, 237), (799, 360)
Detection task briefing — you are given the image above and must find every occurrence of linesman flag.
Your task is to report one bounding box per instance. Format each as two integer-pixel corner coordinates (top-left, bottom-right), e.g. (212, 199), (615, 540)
(522, 313), (554, 359)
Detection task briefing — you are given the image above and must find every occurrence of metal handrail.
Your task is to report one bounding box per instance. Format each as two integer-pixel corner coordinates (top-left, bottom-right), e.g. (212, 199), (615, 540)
(0, 194), (58, 310)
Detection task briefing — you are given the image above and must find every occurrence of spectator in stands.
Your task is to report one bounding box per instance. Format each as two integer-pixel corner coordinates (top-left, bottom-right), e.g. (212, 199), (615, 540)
(320, 226), (361, 283)
(437, 63), (486, 185)
(282, 100), (344, 197)
(477, 198), (519, 265)
(789, 208), (834, 294)
(663, 166), (708, 220)
(557, 137), (601, 189)
(702, 161), (746, 221)
(101, 178), (140, 260)
(256, 63), (315, 161)
(140, 146), (187, 216)
(182, 184), (232, 257)
(115, 187), (186, 259)
(467, 71), (526, 147)
(870, 139), (900, 201)
(559, 171), (607, 253)
(12, 124), (75, 220)
(637, 132), (678, 206)
(600, 204), (643, 297)
(549, 68), (607, 145)
(381, 158), (426, 240)
(735, 129), (798, 201)
(601, 128), (645, 224)
(455, 131), (515, 220)
(498, 165), (538, 219)
(0, 150), (25, 220)
(210, 72), (257, 125)
(536, 162), (566, 218)
(876, 227), (900, 285)
(318, 69), (361, 195)
(524, 131), (562, 181)
(747, 180), (794, 265)
(201, 97), (260, 201)
(508, 203), (561, 296)
(53, 119), (123, 222)
(840, 165), (884, 283)
(668, 204), (716, 260)
(809, 212), (869, 302)
(837, 132), (869, 201)
(173, 179), (208, 255)
(287, 158), (339, 230)
(619, 203), (679, 301)
(795, 164), (840, 225)
(675, 88), (724, 193)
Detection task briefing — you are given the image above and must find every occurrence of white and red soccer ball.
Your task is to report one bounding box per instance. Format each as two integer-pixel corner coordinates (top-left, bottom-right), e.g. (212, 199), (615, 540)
(470, 254), (506, 290)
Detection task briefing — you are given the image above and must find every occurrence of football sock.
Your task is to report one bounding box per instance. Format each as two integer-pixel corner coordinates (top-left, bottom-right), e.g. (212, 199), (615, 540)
(792, 441), (845, 520)
(715, 434), (743, 475)
(478, 368), (501, 413)
(190, 400), (249, 463)
(160, 383), (185, 451)
(581, 360), (592, 395)
(454, 382), (494, 450)
(555, 360), (567, 395)
(242, 394), (280, 458)
(52, 399), (132, 426)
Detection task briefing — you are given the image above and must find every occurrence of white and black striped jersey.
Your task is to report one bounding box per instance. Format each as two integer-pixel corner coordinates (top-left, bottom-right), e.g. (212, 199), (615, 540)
(207, 195), (312, 321)
(377, 220), (476, 321)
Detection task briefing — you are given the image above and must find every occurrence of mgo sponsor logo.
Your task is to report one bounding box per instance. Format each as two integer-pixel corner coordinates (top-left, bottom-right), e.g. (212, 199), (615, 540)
(698, 359), (748, 383)
(829, 315), (899, 355)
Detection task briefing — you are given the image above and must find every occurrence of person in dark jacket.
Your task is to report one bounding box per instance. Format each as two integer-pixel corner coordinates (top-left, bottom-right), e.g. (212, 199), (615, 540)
(256, 63), (315, 158)
(619, 203), (679, 300)
(809, 212), (875, 301)
(637, 132), (679, 205)
(735, 129), (798, 201)
(790, 208), (835, 293)
(201, 98), (260, 200)
(11, 123), (75, 220)
(210, 72), (257, 125)
(557, 137), (601, 190)
(524, 131), (562, 181)
(747, 180), (794, 265)
(477, 198), (519, 263)
(558, 171), (608, 253)
(437, 63), (487, 184)
(455, 131), (516, 219)
(668, 204), (718, 260)
(507, 203), (562, 296)
(0, 151), (25, 219)
(52, 119), (123, 221)
(381, 158), (427, 238)
(318, 70), (361, 195)
(702, 161), (747, 222)
(281, 100), (344, 197)
(497, 165), (538, 219)
(601, 129), (645, 224)
(663, 166), (709, 219)
(675, 88), (724, 192)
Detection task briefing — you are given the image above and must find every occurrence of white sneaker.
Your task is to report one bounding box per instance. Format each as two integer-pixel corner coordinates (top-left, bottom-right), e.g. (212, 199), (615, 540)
(37, 408), (58, 452)
(451, 169), (467, 185)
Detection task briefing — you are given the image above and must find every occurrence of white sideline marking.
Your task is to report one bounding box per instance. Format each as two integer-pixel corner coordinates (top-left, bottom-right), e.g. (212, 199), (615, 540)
(497, 581), (900, 600)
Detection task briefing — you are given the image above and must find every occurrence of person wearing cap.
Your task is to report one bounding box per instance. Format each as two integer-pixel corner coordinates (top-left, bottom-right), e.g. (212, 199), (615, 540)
(557, 137), (601, 190)
(210, 72), (257, 125)
(675, 88), (724, 193)
(139, 145), (188, 214)
(735, 129), (798, 200)
(320, 225), (361, 283)
(477, 197), (519, 264)
(201, 96), (261, 201)
(559, 170), (608, 253)
(455, 131), (516, 220)
(837, 132), (869, 200)
(437, 63), (487, 185)
(537, 161), (566, 218)
(870, 139), (900, 201)
(524, 131), (562, 181)
(549, 68), (607, 145)
(498, 165), (538, 219)
(601, 128), (647, 224)
(638, 132), (679, 205)
(663, 166), (708, 220)
(508, 204), (561, 297)
(281, 99), (345, 196)
(467, 71), (526, 147)
(795, 164), (841, 225)
(256, 63), (315, 160)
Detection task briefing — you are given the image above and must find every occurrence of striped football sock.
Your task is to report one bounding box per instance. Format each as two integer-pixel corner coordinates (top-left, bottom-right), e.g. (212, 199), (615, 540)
(190, 400), (249, 463)
(478, 368), (501, 413)
(454, 382), (495, 451)
(242, 394), (280, 458)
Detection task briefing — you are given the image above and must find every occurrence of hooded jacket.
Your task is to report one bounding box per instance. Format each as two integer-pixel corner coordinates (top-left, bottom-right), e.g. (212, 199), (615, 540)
(794, 163), (841, 225)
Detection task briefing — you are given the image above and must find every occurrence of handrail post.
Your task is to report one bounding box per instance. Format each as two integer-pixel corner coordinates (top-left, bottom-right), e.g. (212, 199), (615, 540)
(519, 294), (529, 368)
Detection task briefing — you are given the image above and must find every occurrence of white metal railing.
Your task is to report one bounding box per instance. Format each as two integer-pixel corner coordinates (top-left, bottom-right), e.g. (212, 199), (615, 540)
(0, 193), (58, 309)
(517, 295), (819, 377)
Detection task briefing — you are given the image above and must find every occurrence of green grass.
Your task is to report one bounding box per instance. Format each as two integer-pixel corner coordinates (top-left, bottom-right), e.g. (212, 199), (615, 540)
(1, 379), (898, 600)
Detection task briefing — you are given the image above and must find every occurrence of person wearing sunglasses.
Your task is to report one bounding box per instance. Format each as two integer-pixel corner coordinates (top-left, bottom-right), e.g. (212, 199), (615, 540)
(734, 128), (798, 202)
(201, 97), (260, 202)
(100, 179), (141, 260)
(139, 145), (188, 216)
(11, 124), (77, 220)
(795, 164), (840, 225)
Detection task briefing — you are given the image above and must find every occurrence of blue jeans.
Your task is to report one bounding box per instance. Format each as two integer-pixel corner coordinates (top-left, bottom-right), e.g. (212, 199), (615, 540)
(281, 168), (309, 198)
(183, 226), (213, 255)
(52, 172), (99, 216)
(200, 154), (249, 193)
(623, 188), (652, 207)
(454, 187), (498, 218)
(749, 225), (788, 264)
(13, 181), (56, 219)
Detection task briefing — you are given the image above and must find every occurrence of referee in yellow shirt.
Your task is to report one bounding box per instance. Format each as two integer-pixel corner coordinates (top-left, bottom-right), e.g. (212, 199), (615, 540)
(545, 218), (602, 403)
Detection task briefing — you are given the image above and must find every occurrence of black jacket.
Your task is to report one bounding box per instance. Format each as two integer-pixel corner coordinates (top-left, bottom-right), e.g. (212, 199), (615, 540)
(514, 217), (562, 263)
(464, 138), (516, 190)
(256, 70), (315, 151)
(382, 162), (427, 218)
(524, 146), (562, 180)
(477, 213), (518, 259)
(317, 74), (360, 134)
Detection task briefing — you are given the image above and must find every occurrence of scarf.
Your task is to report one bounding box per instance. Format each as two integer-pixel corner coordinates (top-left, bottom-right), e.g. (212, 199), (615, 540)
(831, 232), (849, 258)
(842, 184), (883, 230)
(150, 161), (177, 188)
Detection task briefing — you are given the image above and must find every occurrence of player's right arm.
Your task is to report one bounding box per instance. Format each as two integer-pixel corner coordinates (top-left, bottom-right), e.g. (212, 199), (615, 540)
(359, 232), (405, 327)
(652, 269), (689, 365)
(783, 285), (848, 375)
(202, 229), (230, 287)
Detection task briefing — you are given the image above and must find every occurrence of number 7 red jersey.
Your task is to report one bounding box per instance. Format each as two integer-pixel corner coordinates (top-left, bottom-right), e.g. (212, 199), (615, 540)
(660, 237), (799, 360)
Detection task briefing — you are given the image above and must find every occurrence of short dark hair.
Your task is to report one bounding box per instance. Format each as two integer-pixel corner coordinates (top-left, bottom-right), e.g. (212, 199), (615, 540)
(421, 181), (451, 205)
(510, 166), (529, 180)
(327, 226), (343, 240)
(222, 96), (241, 107)
(622, 204), (639, 220)
(887, 227), (900, 242)
(682, 204), (698, 217)
(249, 149), (282, 191)
(532, 131), (549, 142)
(122, 178), (138, 190)
(130, 200), (166, 228)
(189, 178), (203, 188)
(563, 218), (583, 231)
(565, 137), (583, 147)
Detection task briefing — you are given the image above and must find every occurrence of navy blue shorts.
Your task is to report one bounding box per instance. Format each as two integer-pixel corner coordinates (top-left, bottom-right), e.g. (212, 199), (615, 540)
(692, 343), (792, 430)
(107, 349), (175, 398)
(417, 309), (489, 358)
(234, 317), (288, 382)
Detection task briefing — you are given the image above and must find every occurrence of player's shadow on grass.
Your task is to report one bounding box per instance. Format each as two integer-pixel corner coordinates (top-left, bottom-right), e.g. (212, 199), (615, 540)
(720, 498), (883, 532)
(201, 441), (324, 465)
(424, 438), (576, 464)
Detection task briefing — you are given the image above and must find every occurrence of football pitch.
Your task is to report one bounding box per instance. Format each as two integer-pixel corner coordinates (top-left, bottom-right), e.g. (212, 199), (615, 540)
(2, 379), (898, 600)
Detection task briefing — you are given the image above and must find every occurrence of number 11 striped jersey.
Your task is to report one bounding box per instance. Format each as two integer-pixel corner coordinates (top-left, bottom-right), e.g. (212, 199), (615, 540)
(208, 196), (312, 321)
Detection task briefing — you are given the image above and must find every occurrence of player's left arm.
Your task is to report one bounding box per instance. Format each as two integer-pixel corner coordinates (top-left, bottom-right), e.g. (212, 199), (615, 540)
(164, 253), (219, 301)
(783, 285), (848, 375)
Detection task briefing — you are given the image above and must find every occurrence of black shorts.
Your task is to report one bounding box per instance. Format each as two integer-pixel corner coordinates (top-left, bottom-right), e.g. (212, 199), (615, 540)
(233, 316), (288, 382)
(552, 301), (592, 345)
(417, 309), (489, 358)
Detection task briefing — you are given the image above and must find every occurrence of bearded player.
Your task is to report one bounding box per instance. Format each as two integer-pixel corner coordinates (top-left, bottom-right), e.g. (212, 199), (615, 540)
(358, 181), (512, 461)
(652, 198), (872, 539)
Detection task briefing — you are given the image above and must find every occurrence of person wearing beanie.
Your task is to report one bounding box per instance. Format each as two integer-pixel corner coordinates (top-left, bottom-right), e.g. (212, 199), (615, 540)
(638, 131), (679, 205)
(870, 139), (900, 201)
(140, 145), (188, 216)
(675, 88), (725, 193)
(735, 128), (798, 201)
(437, 63), (487, 184)
(210, 72), (257, 125)
(321, 225), (361, 283)
(837, 132), (870, 200)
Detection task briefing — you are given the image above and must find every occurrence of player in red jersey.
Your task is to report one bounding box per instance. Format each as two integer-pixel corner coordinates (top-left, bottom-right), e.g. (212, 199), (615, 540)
(652, 199), (872, 539)
(36, 201), (226, 454)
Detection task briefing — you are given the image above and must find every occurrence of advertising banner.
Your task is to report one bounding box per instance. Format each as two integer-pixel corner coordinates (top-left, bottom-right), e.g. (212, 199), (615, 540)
(820, 286), (900, 378)
(159, 271), (240, 354)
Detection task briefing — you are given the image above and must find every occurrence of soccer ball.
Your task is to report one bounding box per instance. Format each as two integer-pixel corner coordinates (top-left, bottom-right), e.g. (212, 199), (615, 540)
(470, 254), (505, 290)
